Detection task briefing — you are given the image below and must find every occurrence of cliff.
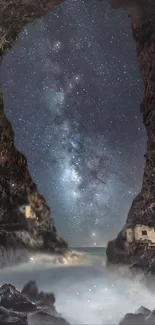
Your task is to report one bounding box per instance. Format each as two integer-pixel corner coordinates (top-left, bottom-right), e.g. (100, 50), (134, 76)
(0, 0), (68, 267)
(106, 0), (155, 271)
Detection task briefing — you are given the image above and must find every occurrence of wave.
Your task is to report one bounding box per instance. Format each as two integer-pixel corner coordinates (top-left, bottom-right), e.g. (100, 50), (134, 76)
(3, 249), (106, 272)
(0, 250), (155, 324)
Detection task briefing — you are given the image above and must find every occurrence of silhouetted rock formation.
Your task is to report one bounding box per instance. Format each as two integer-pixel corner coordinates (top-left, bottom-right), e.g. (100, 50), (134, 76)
(106, 0), (155, 272)
(21, 280), (56, 309)
(0, 281), (69, 325)
(119, 306), (155, 325)
(0, 0), (68, 266)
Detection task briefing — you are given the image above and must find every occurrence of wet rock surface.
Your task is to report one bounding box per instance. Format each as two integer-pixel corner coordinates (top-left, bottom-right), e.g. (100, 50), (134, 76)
(0, 283), (36, 312)
(0, 281), (69, 325)
(0, 0), (68, 266)
(0, 307), (28, 325)
(1, 282), (155, 325)
(106, 0), (155, 272)
(119, 306), (155, 325)
(21, 280), (56, 309)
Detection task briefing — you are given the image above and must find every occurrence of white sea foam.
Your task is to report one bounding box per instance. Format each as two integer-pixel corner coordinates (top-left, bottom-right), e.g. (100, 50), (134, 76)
(0, 250), (154, 324)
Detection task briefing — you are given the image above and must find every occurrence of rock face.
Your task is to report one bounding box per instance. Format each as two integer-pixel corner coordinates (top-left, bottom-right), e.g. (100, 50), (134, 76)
(0, 281), (69, 325)
(0, 0), (63, 63)
(106, 0), (155, 271)
(0, 0), (68, 266)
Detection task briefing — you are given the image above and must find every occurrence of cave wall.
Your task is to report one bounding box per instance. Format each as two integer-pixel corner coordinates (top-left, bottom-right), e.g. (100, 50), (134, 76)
(2, 0), (155, 262)
(106, 0), (155, 265)
(0, 0), (68, 254)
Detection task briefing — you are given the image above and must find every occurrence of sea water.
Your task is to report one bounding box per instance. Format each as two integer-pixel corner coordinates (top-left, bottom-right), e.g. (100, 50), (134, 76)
(0, 247), (155, 324)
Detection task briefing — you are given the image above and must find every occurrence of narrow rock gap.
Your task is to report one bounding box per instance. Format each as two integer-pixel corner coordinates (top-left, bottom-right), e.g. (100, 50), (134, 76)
(1, 0), (146, 247)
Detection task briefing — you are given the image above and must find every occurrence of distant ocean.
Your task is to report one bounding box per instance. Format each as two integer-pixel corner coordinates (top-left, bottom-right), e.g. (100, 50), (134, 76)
(70, 246), (106, 264)
(71, 246), (106, 256)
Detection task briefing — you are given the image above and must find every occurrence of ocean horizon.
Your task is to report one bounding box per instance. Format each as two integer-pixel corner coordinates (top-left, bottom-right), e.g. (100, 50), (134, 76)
(70, 246), (106, 256)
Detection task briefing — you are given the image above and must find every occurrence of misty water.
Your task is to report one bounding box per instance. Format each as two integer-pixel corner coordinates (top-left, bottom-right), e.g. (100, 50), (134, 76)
(1, 247), (155, 324)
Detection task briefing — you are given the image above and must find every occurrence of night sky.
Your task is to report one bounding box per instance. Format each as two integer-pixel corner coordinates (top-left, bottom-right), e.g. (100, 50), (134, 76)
(1, 0), (146, 246)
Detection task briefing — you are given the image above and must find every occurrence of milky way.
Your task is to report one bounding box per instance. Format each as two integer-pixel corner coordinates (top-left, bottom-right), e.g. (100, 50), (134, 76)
(1, 0), (146, 246)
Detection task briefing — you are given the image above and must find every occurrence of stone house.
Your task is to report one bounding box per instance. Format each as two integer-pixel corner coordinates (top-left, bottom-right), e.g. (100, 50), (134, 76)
(19, 205), (36, 220)
(126, 225), (155, 246)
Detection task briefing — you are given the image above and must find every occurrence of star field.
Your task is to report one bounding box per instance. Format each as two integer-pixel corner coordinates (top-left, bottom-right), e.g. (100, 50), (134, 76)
(1, 0), (145, 246)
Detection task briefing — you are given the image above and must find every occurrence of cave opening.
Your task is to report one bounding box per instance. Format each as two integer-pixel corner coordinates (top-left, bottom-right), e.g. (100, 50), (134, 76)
(0, 0), (146, 247)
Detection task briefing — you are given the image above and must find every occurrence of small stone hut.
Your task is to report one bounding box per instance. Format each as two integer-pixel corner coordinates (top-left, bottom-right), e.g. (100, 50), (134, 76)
(126, 224), (155, 246)
(19, 205), (36, 220)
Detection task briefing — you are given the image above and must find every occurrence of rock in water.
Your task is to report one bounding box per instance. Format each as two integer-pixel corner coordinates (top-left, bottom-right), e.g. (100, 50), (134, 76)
(145, 310), (155, 324)
(0, 283), (37, 312)
(135, 306), (151, 317)
(119, 305), (155, 325)
(119, 312), (146, 325)
(0, 282), (69, 325)
(0, 0), (68, 266)
(21, 281), (39, 302)
(28, 311), (69, 325)
(106, 0), (155, 273)
(21, 280), (56, 309)
(0, 307), (28, 325)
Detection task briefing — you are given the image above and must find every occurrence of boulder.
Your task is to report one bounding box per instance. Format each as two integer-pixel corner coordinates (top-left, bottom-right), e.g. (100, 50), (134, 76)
(145, 310), (155, 324)
(21, 280), (55, 308)
(0, 283), (36, 312)
(135, 306), (151, 317)
(0, 307), (28, 325)
(0, 281), (69, 325)
(119, 305), (155, 325)
(28, 310), (69, 325)
(119, 312), (146, 325)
